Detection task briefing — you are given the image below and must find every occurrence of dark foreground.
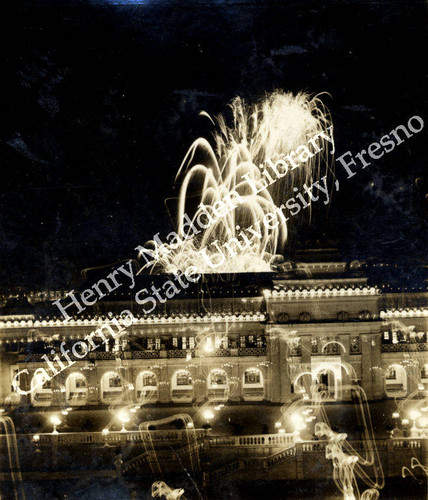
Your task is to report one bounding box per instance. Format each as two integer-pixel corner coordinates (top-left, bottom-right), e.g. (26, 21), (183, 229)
(1, 477), (427, 500)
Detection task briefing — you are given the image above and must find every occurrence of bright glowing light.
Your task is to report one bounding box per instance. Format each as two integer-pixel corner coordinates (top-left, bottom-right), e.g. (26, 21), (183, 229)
(409, 410), (421, 421)
(50, 415), (61, 426)
(50, 415), (61, 434)
(203, 410), (214, 421)
(117, 410), (130, 424)
(0, 409), (5, 413)
(186, 422), (194, 428)
(204, 338), (214, 353)
(102, 428), (109, 436)
(419, 418), (428, 427)
(402, 419), (409, 425)
(138, 91), (332, 274)
(392, 412), (399, 419)
(275, 421), (282, 428)
(130, 408), (137, 413)
(61, 410), (68, 416)
(214, 405), (221, 411)
(33, 434), (40, 442)
(278, 428), (285, 434)
(290, 413), (306, 431)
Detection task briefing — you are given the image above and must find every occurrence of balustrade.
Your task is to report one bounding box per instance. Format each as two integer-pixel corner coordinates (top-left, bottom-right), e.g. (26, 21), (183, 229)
(381, 342), (428, 352)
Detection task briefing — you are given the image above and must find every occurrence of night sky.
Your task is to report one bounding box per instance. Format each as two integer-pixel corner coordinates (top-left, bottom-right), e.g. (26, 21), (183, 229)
(0, 0), (427, 290)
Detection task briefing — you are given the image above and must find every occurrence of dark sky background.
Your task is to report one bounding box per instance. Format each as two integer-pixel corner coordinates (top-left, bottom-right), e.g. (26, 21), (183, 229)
(0, 0), (427, 290)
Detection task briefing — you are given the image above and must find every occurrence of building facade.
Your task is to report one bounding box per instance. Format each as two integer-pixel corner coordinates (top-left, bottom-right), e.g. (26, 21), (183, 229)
(0, 259), (427, 409)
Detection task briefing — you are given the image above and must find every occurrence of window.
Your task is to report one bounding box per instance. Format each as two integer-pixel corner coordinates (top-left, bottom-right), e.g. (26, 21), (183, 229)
(138, 371), (157, 387)
(386, 368), (396, 380)
(240, 336), (246, 348)
(172, 337), (178, 348)
(311, 338), (318, 354)
(350, 336), (361, 354)
(189, 337), (195, 349)
(147, 338), (154, 350)
(299, 312), (311, 322)
(176, 371), (192, 386)
(182, 337), (187, 349)
(155, 338), (161, 350)
(277, 312), (289, 323)
(75, 377), (87, 388)
(359, 311), (371, 320)
(142, 373), (156, 387)
(66, 373), (88, 405)
(244, 369), (261, 385)
(210, 370), (227, 386)
(109, 375), (122, 388)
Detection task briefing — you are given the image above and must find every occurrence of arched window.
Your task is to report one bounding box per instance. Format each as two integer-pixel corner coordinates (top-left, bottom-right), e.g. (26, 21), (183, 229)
(208, 369), (228, 401)
(171, 370), (193, 402)
(277, 312), (289, 323)
(136, 371), (158, 401)
(244, 368), (262, 385)
(242, 368), (264, 401)
(66, 372), (88, 405)
(101, 371), (123, 404)
(31, 370), (53, 407)
(359, 310), (371, 320)
(299, 312), (311, 323)
(209, 369), (227, 386)
(385, 364), (407, 397)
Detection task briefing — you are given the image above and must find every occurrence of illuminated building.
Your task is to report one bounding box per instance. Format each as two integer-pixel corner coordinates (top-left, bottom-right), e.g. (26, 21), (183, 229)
(1, 254), (426, 409)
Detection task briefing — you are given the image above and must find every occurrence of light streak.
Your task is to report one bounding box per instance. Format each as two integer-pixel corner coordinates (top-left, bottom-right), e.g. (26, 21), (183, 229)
(138, 90), (333, 274)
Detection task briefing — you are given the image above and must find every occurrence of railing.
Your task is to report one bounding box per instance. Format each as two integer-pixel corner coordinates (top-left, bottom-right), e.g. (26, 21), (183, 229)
(5, 429), (207, 446)
(381, 342), (428, 352)
(210, 443), (296, 481)
(95, 352), (117, 360)
(391, 437), (423, 449)
(301, 439), (388, 452)
(131, 350), (160, 359)
(209, 432), (295, 448)
(18, 347), (270, 366)
(166, 350), (187, 358)
(209, 348), (230, 357)
(5, 431), (424, 455)
(265, 446), (296, 468)
(237, 347), (267, 356)
(122, 451), (149, 473)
